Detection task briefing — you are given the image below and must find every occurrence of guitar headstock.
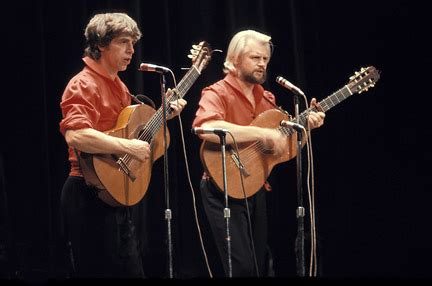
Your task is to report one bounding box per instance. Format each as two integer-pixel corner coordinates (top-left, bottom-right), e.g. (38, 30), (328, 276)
(347, 66), (381, 94)
(188, 41), (213, 73)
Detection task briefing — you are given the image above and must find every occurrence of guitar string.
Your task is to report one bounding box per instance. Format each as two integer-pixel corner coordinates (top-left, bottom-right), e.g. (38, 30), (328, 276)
(226, 84), (359, 275)
(120, 81), (343, 166)
(234, 127), (295, 165)
(119, 72), (350, 168)
(234, 87), (351, 164)
(121, 67), (199, 166)
(136, 69), (197, 142)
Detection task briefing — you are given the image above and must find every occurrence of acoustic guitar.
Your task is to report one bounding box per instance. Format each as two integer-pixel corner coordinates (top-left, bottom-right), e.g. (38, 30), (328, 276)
(200, 66), (380, 199)
(80, 41), (213, 206)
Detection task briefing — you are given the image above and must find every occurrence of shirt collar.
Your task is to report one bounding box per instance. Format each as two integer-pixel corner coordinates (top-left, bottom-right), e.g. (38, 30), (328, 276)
(223, 73), (265, 97)
(82, 56), (119, 82)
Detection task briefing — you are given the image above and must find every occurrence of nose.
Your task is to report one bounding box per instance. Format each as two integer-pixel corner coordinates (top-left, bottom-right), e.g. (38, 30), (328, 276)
(257, 59), (266, 69)
(258, 57), (266, 66)
(127, 43), (134, 54)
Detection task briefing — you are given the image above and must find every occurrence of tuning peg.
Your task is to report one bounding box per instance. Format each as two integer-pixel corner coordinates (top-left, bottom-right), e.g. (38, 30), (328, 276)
(187, 54), (195, 59)
(192, 44), (202, 50)
(350, 75), (360, 81)
(190, 49), (199, 55)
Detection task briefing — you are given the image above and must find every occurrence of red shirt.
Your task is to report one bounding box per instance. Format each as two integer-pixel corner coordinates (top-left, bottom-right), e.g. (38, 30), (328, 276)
(192, 73), (276, 127)
(192, 73), (276, 191)
(59, 57), (132, 177)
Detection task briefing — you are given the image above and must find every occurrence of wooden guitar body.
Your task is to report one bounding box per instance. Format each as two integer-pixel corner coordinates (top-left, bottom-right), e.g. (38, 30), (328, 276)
(79, 41), (213, 206)
(201, 109), (303, 199)
(200, 66), (381, 198)
(80, 104), (169, 206)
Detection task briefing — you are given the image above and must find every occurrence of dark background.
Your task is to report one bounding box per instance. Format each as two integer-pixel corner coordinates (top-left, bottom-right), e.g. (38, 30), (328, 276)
(1, 0), (430, 281)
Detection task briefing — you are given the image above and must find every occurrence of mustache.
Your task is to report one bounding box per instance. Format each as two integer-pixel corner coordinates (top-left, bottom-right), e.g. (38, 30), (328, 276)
(243, 71), (267, 84)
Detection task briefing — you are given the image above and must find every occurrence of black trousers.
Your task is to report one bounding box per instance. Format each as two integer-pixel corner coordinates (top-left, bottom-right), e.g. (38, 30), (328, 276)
(200, 178), (270, 277)
(60, 176), (144, 278)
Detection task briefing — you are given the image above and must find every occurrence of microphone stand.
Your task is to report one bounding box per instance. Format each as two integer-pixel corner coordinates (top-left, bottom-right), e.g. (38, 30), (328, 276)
(293, 93), (305, 277)
(160, 73), (173, 278)
(216, 130), (232, 278)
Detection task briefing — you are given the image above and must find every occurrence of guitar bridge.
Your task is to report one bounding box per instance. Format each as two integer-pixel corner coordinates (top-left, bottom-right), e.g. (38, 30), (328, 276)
(230, 150), (250, 177)
(116, 157), (137, 181)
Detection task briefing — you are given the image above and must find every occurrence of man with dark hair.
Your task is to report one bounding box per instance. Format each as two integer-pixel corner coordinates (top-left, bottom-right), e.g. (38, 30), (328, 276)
(59, 13), (186, 278)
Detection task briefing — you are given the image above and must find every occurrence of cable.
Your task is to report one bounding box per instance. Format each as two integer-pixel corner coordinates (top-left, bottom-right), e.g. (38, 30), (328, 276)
(167, 70), (213, 278)
(177, 113), (213, 277)
(298, 97), (318, 277)
(228, 132), (260, 277)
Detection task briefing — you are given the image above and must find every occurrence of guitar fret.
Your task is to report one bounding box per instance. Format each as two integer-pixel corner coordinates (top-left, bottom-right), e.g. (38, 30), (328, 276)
(86, 42), (213, 206)
(321, 102), (329, 111)
(176, 68), (199, 97)
(143, 66), (201, 140)
(328, 95), (337, 108)
(279, 126), (295, 136)
(200, 66), (380, 200)
(288, 85), (355, 128)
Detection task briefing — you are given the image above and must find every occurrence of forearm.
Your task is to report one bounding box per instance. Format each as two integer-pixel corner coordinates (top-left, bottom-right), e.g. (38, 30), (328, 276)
(199, 120), (268, 144)
(65, 128), (135, 155)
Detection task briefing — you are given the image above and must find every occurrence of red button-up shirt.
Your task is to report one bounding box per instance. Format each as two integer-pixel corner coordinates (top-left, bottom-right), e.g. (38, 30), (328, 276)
(59, 57), (132, 176)
(192, 73), (276, 191)
(192, 73), (276, 127)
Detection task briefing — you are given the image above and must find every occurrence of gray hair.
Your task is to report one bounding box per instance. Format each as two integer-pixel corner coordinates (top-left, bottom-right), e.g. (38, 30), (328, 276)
(84, 13), (142, 60)
(223, 29), (273, 74)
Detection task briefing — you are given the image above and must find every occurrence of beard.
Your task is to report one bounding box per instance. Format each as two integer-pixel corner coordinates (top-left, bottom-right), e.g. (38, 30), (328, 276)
(241, 70), (267, 85)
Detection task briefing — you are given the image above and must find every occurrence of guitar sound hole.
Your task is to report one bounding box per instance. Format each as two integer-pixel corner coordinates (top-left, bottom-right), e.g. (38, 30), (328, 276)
(137, 129), (152, 142)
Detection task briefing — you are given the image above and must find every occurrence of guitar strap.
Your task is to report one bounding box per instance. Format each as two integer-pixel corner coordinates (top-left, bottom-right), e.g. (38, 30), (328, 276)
(130, 93), (156, 109)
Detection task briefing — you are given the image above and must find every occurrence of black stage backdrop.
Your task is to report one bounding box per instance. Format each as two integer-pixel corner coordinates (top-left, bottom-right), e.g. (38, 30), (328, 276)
(1, 0), (431, 281)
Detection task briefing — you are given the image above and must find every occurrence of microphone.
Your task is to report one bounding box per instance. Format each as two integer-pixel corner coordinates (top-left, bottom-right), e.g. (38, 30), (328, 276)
(191, 127), (228, 135)
(139, 63), (170, 73)
(276, 76), (305, 96)
(280, 120), (304, 132)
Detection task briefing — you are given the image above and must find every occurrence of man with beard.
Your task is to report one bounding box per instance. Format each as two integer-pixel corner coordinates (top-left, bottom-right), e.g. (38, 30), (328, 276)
(192, 30), (325, 277)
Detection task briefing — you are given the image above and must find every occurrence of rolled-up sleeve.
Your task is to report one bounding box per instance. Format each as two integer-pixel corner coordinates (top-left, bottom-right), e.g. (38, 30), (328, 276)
(59, 77), (100, 135)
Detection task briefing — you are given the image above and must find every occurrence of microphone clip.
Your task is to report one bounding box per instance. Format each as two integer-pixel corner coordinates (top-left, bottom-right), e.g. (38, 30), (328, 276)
(280, 120), (304, 132)
(139, 63), (171, 73)
(191, 127), (228, 136)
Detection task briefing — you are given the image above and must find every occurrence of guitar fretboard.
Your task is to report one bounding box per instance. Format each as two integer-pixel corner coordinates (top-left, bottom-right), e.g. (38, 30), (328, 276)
(279, 85), (353, 136)
(141, 66), (200, 140)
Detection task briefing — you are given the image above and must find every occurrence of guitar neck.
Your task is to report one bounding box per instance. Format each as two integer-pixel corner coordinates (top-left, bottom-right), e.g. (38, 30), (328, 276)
(279, 85), (353, 136)
(146, 66), (201, 139)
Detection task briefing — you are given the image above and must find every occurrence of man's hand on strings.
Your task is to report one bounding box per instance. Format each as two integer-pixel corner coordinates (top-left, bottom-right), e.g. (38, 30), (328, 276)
(168, 98), (187, 119)
(307, 98), (325, 129)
